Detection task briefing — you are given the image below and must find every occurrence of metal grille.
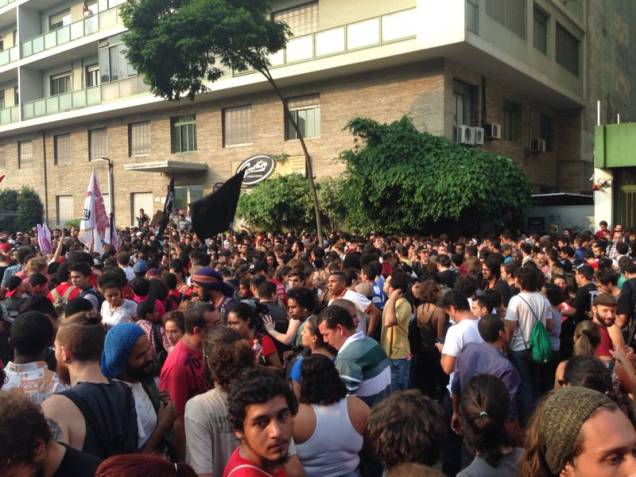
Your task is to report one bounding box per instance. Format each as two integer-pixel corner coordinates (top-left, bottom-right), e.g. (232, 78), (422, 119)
(273, 2), (319, 37)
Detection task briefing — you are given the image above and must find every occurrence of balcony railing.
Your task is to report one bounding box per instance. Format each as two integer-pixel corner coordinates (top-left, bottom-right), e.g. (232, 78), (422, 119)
(0, 46), (18, 67)
(21, 5), (123, 58)
(234, 8), (417, 75)
(0, 105), (18, 124)
(21, 75), (149, 120)
(0, 0), (16, 9)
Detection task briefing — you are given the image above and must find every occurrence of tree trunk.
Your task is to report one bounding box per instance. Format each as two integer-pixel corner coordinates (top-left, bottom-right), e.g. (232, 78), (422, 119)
(258, 66), (324, 245)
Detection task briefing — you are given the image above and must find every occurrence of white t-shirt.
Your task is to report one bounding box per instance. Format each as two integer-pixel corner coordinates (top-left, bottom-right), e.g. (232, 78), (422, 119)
(100, 299), (138, 328)
(126, 381), (157, 448)
(505, 291), (552, 352)
(442, 317), (483, 395)
(121, 266), (135, 282)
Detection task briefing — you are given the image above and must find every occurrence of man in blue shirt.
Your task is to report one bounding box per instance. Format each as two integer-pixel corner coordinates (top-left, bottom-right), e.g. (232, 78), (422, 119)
(450, 314), (520, 434)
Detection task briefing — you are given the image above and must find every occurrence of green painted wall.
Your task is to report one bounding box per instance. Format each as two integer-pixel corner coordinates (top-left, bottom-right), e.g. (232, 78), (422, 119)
(595, 123), (636, 168)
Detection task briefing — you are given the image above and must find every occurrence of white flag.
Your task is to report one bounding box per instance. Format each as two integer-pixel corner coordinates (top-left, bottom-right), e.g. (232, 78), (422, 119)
(79, 170), (109, 254)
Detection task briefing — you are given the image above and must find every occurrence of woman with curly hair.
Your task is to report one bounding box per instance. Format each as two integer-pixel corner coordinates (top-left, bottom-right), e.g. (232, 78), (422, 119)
(457, 375), (522, 477)
(293, 354), (369, 477)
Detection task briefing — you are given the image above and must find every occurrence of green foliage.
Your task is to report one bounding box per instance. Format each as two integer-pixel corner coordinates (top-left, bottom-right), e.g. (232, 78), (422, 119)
(237, 174), (313, 232)
(0, 189), (18, 232)
(339, 116), (531, 234)
(65, 218), (81, 229)
(121, 0), (289, 99)
(15, 187), (44, 231)
(317, 176), (349, 232)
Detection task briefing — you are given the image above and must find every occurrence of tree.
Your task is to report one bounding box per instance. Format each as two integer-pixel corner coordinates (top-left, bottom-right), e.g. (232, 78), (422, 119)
(339, 116), (531, 234)
(317, 176), (349, 232)
(236, 174), (313, 232)
(16, 187), (44, 231)
(0, 189), (18, 232)
(121, 0), (324, 242)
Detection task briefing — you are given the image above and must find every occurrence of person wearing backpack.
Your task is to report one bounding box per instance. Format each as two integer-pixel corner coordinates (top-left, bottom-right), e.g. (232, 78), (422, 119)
(504, 266), (554, 425)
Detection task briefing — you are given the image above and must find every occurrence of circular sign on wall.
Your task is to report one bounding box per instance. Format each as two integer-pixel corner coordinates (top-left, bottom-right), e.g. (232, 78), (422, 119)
(236, 155), (276, 186)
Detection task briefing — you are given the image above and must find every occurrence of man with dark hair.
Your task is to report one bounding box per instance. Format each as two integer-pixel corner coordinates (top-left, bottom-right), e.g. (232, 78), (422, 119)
(561, 263), (597, 357)
(117, 251), (134, 282)
(481, 257), (511, 307)
(28, 272), (49, 296)
(68, 262), (101, 312)
(0, 389), (101, 477)
(41, 312), (139, 459)
(381, 271), (413, 391)
(449, 315), (520, 434)
(1, 245), (33, 287)
(365, 390), (446, 477)
(3, 311), (66, 404)
(504, 265), (553, 424)
(471, 290), (502, 319)
(327, 271), (382, 338)
(191, 267), (236, 323)
(225, 368), (298, 477)
(160, 300), (218, 459)
(318, 305), (390, 406)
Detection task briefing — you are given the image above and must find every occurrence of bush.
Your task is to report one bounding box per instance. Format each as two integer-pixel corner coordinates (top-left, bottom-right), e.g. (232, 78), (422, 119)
(15, 187), (44, 232)
(317, 176), (349, 232)
(0, 189), (18, 232)
(339, 116), (531, 234)
(237, 174), (314, 232)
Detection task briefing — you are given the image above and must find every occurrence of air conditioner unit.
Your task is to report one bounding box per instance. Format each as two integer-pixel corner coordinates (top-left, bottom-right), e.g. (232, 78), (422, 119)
(455, 125), (475, 145)
(530, 138), (547, 153)
(484, 123), (502, 139)
(473, 127), (485, 145)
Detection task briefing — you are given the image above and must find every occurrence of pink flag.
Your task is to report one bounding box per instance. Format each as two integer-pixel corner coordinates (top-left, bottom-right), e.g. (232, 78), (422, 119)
(36, 224), (53, 254)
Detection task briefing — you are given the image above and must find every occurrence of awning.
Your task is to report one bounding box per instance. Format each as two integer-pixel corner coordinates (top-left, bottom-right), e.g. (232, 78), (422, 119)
(123, 160), (208, 173)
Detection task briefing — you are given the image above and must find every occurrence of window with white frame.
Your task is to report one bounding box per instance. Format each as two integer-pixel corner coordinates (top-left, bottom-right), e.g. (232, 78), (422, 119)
(286, 95), (320, 140)
(89, 128), (108, 161)
(171, 115), (197, 153)
(223, 105), (252, 146)
(273, 2), (318, 37)
(18, 141), (32, 168)
(50, 72), (71, 96)
(54, 134), (71, 165)
(49, 9), (71, 31)
(129, 121), (150, 156)
(85, 64), (100, 88)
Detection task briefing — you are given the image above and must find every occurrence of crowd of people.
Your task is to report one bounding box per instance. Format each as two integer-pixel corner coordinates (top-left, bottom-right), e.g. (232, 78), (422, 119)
(1, 217), (636, 477)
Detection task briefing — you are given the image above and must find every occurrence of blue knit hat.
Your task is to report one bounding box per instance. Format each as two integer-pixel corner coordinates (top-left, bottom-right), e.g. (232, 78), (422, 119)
(101, 323), (145, 379)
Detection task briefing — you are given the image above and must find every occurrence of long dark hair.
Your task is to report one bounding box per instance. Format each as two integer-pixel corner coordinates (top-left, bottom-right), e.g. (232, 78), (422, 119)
(300, 354), (346, 406)
(459, 374), (514, 467)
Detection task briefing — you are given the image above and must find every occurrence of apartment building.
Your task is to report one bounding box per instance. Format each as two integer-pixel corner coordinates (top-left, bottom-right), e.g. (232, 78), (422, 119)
(0, 0), (633, 226)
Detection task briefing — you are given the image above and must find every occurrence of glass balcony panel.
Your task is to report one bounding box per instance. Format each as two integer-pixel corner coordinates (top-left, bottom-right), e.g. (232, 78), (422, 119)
(268, 49), (285, 66)
(46, 96), (59, 114)
(286, 35), (313, 63)
(0, 109), (9, 124)
(34, 99), (46, 117)
(72, 89), (87, 107)
(87, 86), (101, 104)
(382, 10), (416, 42)
(57, 25), (70, 45)
(10, 106), (18, 122)
(85, 15), (98, 34)
(347, 18), (380, 50)
(70, 21), (84, 40)
(316, 27), (345, 56)
(33, 37), (44, 54)
(44, 31), (57, 49)
(59, 93), (72, 111)
(99, 9), (117, 29)
(0, 50), (9, 66)
(9, 46), (18, 62)
(22, 41), (32, 57)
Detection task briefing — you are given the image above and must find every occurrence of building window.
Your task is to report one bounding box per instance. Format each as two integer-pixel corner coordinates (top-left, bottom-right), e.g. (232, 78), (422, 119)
(175, 186), (203, 210)
(466, 0), (479, 34)
(486, 0), (527, 39)
(49, 9), (71, 31)
(223, 105), (252, 146)
(56, 195), (74, 226)
(533, 5), (548, 54)
(13, 86), (18, 105)
(171, 115), (197, 153)
(98, 40), (136, 83)
(540, 114), (553, 151)
(556, 23), (579, 76)
(273, 2), (318, 37)
(286, 95), (320, 140)
(18, 141), (32, 168)
(503, 100), (521, 142)
(50, 72), (71, 96)
(0, 90), (5, 110)
(453, 80), (475, 127)
(89, 128), (107, 161)
(129, 121), (150, 156)
(85, 64), (100, 88)
(54, 134), (71, 165)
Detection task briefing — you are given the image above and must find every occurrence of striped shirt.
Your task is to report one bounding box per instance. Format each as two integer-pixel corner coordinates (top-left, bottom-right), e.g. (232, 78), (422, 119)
(335, 332), (391, 407)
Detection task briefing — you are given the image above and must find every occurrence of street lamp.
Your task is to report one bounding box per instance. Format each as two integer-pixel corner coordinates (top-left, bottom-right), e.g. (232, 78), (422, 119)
(94, 156), (114, 222)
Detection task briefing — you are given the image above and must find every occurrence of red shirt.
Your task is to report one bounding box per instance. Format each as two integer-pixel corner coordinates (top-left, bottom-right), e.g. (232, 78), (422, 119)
(159, 339), (210, 415)
(47, 282), (81, 304)
(223, 448), (288, 477)
(595, 325), (613, 358)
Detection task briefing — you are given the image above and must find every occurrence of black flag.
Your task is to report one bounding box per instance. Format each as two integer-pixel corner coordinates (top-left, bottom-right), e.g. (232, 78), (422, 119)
(156, 176), (175, 238)
(191, 170), (245, 239)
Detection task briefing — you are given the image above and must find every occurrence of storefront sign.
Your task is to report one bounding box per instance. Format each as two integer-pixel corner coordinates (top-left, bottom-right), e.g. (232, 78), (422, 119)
(236, 155), (276, 186)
